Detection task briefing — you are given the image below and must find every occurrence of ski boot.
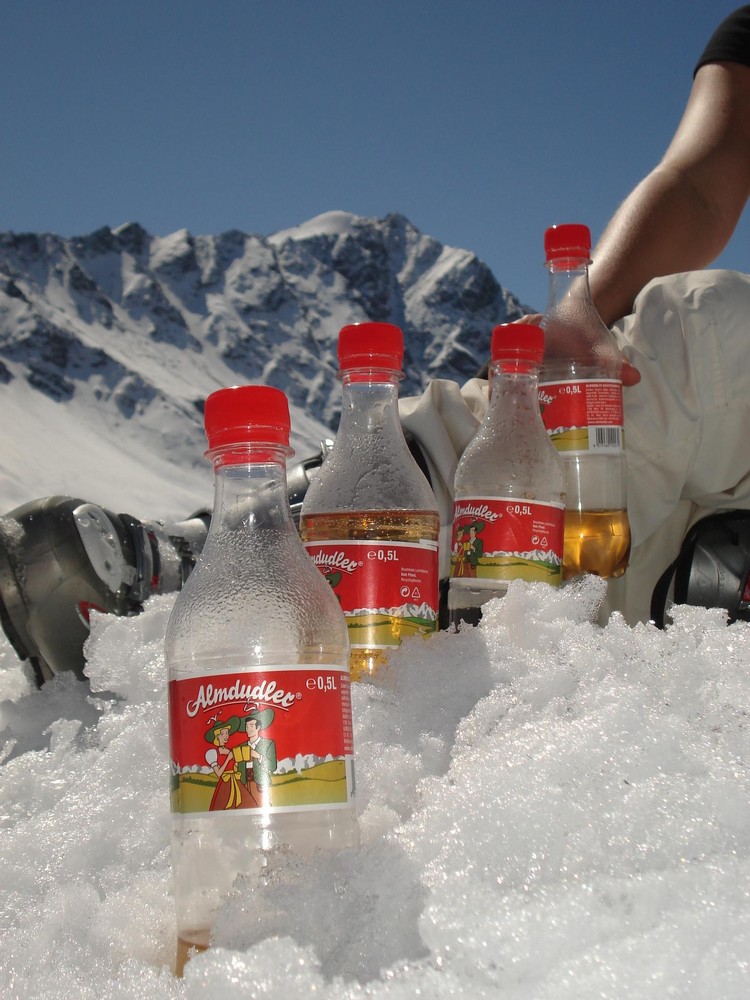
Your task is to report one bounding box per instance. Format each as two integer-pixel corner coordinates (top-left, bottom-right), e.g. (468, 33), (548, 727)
(0, 442), (336, 684)
(0, 496), (210, 684)
(651, 511), (750, 628)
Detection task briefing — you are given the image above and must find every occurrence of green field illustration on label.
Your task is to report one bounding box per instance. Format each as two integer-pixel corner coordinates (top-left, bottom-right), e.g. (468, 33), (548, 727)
(172, 758), (349, 814)
(344, 610), (437, 648)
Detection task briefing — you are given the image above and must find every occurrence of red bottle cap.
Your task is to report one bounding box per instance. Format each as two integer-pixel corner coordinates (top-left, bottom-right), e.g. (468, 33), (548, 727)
(338, 322), (404, 373)
(204, 385), (291, 453)
(544, 223), (592, 263)
(491, 323), (544, 367)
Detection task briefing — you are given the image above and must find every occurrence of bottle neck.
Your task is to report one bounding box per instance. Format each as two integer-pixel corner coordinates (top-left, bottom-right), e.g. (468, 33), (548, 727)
(488, 363), (541, 411)
(543, 259), (621, 377)
(208, 447), (294, 534)
(480, 364), (547, 448)
(545, 259), (592, 310)
(337, 370), (403, 439)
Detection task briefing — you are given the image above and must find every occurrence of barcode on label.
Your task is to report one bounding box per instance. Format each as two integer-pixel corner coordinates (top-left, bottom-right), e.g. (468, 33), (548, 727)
(590, 426), (622, 450)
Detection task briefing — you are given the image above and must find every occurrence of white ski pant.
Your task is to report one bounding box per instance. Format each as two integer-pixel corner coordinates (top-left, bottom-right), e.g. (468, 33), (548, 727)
(399, 269), (750, 625)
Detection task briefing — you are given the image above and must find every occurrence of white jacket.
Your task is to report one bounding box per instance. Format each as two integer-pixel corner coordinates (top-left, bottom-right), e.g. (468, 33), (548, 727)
(399, 269), (750, 625)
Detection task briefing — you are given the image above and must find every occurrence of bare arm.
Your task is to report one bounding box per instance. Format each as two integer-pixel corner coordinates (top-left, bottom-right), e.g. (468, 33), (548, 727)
(589, 62), (750, 328)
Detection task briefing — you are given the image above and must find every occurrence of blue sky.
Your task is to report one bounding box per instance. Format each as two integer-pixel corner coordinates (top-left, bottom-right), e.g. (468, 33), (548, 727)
(0, 1), (745, 309)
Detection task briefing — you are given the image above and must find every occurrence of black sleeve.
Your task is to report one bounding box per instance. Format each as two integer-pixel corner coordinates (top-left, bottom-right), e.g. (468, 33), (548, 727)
(695, 6), (750, 74)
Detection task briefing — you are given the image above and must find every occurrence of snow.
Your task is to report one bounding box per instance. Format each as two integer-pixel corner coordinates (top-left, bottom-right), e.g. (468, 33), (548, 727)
(0, 371), (330, 523)
(428, 245), (475, 284)
(0, 213), (519, 522)
(150, 229), (195, 270)
(0, 217), (747, 992)
(269, 210), (362, 244)
(0, 375), (214, 520)
(1, 576), (749, 997)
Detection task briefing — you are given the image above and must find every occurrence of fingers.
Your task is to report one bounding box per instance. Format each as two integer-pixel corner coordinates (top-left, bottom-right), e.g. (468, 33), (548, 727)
(621, 360), (642, 386)
(494, 313), (643, 386)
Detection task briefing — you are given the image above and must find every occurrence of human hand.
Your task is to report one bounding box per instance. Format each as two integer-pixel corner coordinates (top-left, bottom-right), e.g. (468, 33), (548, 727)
(619, 361), (641, 386)
(515, 313), (641, 386)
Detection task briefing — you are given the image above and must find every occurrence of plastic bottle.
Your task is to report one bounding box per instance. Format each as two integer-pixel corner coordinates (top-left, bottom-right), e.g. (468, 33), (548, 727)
(540, 224), (631, 578)
(165, 385), (358, 975)
(299, 322), (440, 681)
(449, 323), (566, 625)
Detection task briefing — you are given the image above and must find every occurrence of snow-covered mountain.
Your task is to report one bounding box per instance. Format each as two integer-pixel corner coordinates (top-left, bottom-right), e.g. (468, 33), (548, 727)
(0, 210), (528, 520)
(349, 601), (438, 621)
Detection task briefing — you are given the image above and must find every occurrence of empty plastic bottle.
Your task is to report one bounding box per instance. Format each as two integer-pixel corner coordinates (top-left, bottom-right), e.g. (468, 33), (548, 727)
(449, 323), (566, 626)
(165, 385), (358, 974)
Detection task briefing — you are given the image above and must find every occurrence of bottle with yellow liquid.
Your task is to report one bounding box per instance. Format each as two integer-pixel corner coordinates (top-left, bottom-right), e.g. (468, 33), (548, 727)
(300, 322), (440, 681)
(165, 386), (358, 975)
(540, 224), (631, 579)
(449, 323), (566, 627)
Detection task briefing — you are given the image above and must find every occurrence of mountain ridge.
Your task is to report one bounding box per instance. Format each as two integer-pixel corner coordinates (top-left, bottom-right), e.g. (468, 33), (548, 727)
(0, 211), (530, 519)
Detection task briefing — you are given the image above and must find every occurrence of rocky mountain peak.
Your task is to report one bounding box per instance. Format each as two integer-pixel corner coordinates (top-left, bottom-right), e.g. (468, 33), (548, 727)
(0, 212), (531, 516)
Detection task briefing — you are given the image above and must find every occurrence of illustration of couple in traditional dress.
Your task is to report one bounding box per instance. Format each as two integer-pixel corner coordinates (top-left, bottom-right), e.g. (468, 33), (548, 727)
(452, 520), (485, 578)
(204, 706), (277, 811)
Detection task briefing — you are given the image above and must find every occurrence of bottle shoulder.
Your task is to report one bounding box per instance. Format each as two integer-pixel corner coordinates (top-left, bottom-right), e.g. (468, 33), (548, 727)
(455, 460), (565, 500)
(541, 309), (622, 378)
(302, 438), (437, 513)
(164, 528), (349, 662)
(456, 418), (565, 498)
